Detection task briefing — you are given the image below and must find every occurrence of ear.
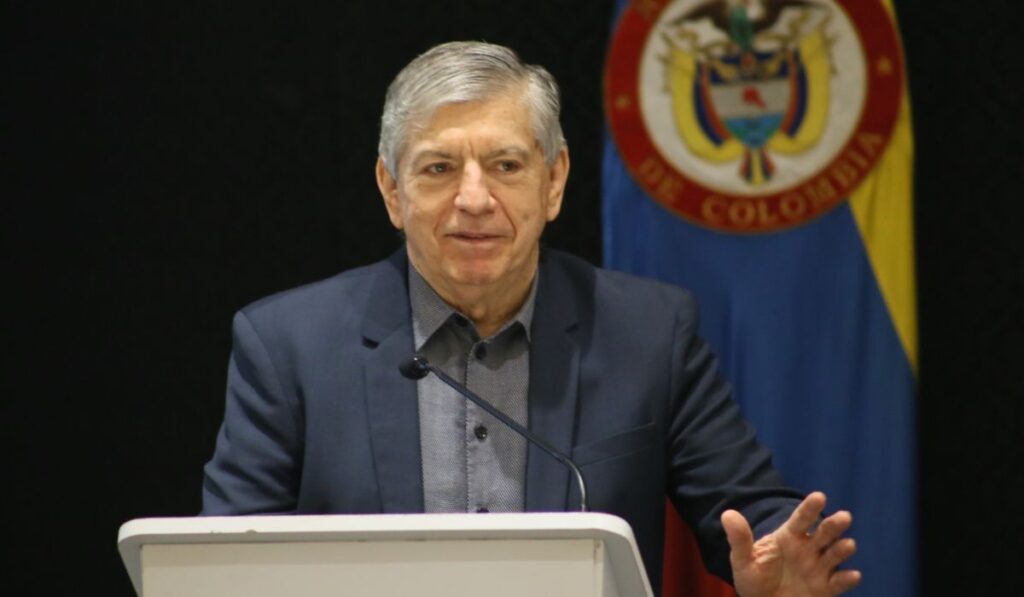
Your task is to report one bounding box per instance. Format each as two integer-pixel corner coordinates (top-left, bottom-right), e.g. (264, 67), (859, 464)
(376, 157), (404, 230)
(544, 146), (570, 222)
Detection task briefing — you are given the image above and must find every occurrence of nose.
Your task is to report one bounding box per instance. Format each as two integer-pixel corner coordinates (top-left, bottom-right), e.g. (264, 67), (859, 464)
(453, 162), (494, 215)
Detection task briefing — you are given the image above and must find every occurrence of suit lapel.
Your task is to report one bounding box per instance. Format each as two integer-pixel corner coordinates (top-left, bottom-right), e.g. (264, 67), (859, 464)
(362, 250), (424, 513)
(525, 252), (582, 512)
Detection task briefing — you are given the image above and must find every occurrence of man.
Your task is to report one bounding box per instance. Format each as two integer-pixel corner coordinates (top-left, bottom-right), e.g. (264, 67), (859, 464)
(202, 41), (860, 595)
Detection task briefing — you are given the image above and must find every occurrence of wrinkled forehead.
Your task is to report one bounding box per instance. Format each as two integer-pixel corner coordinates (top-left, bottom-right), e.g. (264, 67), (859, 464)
(399, 90), (538, 162)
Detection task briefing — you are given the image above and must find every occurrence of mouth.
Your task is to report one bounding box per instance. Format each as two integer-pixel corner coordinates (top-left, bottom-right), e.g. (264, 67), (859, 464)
(447, 232), (504, 243)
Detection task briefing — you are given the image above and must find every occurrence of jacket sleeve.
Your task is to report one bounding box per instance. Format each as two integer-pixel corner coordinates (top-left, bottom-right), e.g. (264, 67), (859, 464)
(201, 310), (304, 514)
(665, 291), (803, 582)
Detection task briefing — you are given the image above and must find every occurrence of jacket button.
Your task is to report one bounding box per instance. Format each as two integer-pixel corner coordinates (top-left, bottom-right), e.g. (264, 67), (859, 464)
(474, 425), (488, 440)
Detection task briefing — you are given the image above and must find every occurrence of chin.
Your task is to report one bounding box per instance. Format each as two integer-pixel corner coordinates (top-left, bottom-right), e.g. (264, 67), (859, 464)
(444, 260), (507, 287)
(448, 268), (502, 287)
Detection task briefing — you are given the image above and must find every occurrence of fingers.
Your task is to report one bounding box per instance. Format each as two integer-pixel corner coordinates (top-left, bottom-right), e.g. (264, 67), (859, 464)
(828, 569), (862, 593)
(721, 509), (755, 568)
(821, 537), (857, 570)
(811, 509), (853, 552)
(818, 512), (859, 593)
(783, 491), (827, 537)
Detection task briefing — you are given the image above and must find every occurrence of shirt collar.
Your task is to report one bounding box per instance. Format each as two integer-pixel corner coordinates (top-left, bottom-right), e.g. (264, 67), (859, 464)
(408, 264), (538, 350)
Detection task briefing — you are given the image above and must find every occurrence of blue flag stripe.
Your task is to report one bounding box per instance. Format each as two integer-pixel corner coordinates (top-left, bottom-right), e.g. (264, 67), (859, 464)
(602, 128), (916, 595)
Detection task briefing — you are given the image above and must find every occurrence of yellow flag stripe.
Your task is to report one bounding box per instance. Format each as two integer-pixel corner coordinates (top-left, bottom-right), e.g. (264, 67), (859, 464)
(848, 0), (917, 374)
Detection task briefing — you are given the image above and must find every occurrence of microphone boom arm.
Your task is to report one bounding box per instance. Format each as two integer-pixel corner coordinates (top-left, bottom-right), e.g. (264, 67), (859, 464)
(414, 357), (589, 512)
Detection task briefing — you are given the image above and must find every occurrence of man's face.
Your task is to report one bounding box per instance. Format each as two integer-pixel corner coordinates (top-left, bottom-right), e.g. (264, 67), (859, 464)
(376, 91), (569, 299)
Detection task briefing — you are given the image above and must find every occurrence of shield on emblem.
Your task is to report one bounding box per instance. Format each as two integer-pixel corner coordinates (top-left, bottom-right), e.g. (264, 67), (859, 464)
(660, 5), (832, 190)
(696, 49), (799, 183)
(707, 52), (792, 149)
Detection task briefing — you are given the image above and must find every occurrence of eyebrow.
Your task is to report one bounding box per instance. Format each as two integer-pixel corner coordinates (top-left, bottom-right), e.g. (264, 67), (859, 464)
(408, 149), (457, 166)
(482, 146), (533, 161)
(407, 145), (536, 170)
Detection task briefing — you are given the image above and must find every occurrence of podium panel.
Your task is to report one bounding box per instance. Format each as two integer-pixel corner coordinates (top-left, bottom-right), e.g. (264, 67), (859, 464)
(145, 539), (600, 597)
(120, 513), (653, 597)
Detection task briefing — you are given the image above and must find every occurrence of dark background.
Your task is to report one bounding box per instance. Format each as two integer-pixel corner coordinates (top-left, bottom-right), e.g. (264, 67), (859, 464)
(5, 0), (1022, 593)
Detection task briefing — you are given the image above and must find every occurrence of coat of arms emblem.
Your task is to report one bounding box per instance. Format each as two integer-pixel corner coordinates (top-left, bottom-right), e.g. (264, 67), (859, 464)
(606, 0), (905, 232)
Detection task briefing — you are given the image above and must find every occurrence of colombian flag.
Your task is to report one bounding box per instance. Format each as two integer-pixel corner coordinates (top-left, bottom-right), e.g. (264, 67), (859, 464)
(602, 1), (916, 595)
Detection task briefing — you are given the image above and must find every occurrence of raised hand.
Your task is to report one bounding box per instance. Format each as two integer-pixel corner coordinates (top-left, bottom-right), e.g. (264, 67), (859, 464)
(721, 492), (861, 597)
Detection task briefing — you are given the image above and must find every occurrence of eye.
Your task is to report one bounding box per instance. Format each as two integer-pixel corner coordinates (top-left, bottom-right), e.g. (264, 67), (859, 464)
(495, 160), (522, 173)
(424, 162), (451, 175)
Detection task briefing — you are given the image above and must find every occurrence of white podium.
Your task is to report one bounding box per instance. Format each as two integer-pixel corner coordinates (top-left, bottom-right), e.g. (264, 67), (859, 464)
(118, 513), (654, 597)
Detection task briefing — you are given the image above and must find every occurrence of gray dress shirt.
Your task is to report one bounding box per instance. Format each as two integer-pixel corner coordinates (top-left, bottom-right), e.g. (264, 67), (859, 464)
(409, 266), (536, 513)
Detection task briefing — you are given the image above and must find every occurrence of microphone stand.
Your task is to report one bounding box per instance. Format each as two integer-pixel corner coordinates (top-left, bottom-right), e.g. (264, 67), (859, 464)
(400, 354), (589, 512)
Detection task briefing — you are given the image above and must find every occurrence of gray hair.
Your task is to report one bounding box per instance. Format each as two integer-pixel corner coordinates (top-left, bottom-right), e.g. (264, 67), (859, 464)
(378, 41), (566, 178)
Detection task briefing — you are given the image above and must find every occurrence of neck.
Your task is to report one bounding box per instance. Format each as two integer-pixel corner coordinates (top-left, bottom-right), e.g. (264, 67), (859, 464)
(451, 284), (531, 339)
(414, 257), (538, 339)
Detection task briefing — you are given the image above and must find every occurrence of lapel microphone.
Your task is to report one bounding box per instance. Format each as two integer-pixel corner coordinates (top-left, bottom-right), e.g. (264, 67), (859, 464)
(399, 354), (589, 512)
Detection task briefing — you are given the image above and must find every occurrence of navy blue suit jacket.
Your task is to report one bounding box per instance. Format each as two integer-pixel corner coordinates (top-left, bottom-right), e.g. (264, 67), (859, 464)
(202, 248), (801, 590)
